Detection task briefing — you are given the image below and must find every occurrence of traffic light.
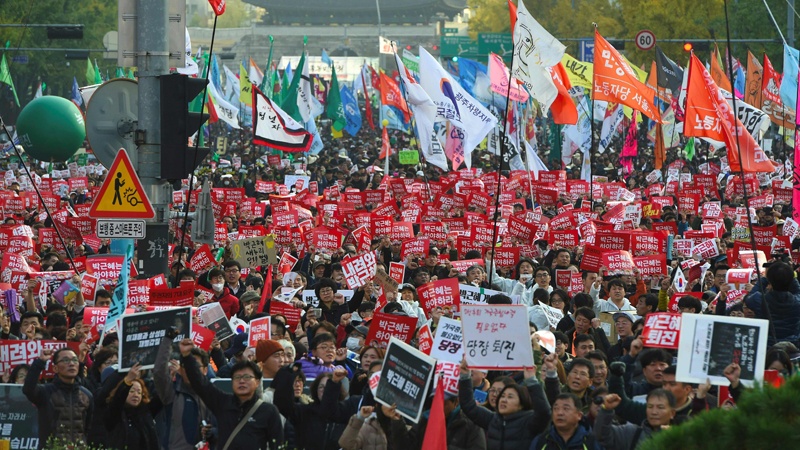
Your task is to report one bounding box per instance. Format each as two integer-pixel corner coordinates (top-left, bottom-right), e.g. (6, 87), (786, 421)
(683, 42), (693, 52)
(159, 73), (210, 181)
(683, 41), (710, 52)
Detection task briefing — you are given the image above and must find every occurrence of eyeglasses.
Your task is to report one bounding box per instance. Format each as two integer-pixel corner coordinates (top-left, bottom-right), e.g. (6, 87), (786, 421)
(319, 287), (333, 294)
(225, 268), (240, 273)
(232, 374), (257, 381)
(536, 273), (550, 278)
(57, 358), (80, 365)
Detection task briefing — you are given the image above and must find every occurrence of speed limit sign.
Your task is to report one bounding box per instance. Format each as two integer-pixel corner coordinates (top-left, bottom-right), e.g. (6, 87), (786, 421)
(635, 30), (656, 51)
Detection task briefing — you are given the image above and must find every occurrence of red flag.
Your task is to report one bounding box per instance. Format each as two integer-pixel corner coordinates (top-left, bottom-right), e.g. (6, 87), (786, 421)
(548, 62), (578, 125)
(508, 0), (517, 33)
(762, 53), (783, 105)
(258, 267), (273, 313)
(421, 376), (447, 450)
(684, 53), (776, 173)
(593, 29), (660, 122)
(207, 0), (226, 16)
(379, 72), (410, 121)
(362, 68), (376, 130)
(378, 127), (392, 159)
(369, 66), (381, 91)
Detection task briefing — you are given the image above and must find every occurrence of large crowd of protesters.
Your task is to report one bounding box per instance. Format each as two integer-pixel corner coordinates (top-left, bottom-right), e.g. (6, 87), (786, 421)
(1, 108), (798, 450)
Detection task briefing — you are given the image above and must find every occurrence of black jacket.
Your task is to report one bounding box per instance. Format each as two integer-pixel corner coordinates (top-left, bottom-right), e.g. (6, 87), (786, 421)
(390, 405), (487, 450)
(458, 375), (550, 450)
(102, 372), (162, 450)
(181, 354), (284, 449)
(23, 359), (94, 449)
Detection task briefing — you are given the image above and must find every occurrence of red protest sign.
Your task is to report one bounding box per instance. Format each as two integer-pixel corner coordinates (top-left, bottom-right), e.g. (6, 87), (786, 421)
(641, 313), (681, 349)
(601, 250), (635, 275)
(278, 252), (298, 274)
(417, 278), (461, 314)
(417, 323), (433, 355)
(549, 230), (580, 248)
(633, 254), (667, 279)
(191, 325), (216, 351)
(128, 279), (151, 307)
(400, 238), (430, 260)
(341, 252), (377, 289)
(568, 272), (584, 295)
(248, 316), (271, 348)
(0, 340), (80, 379)
(555, 269), (572, 290)
(80, 274), (98, 302)
(150, 284), (195, 307)
(388, 262), (405, 285)
(667, 292), (703, 313)
(580, 246), (604, 272)
(493, 247), (519, 269)
(364, 311), (417, 349)
(270, 301), (302, 328)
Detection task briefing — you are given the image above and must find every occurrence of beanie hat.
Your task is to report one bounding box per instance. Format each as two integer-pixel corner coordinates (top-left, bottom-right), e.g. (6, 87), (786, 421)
(256, 339), (284, 362)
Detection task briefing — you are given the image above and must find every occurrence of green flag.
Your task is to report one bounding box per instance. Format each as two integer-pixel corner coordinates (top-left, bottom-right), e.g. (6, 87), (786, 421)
(0, 55), (19, 106)
(115, 67), (125, 78)
(684, 137), (695, 161)
(326, 66), (346, 131)
(268, 69), (280, 100)
(548, 122), (562, 162)
(126, 68), (135, 79)
(93, 60), (103, 84)
(85, 58), (96, 85)
(281, 52), (305, 123)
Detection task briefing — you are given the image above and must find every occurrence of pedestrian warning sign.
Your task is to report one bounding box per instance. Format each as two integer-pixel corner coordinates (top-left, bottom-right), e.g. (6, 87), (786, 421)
(89, 148), (155, 219)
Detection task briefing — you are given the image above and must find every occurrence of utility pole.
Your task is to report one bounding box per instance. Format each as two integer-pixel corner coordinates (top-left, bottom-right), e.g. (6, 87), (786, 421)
(135, 0), (171, 277)
(790, 0), (795, 48)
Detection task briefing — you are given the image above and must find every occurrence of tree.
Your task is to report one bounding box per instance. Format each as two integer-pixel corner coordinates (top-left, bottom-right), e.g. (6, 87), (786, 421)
(641, 376), (800, 450)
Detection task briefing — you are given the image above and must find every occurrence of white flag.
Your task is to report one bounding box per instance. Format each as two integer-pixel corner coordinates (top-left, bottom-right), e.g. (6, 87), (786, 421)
(512, 0), (565, 113)
(222, 65), (241, 104)
(296, 52), (314, 122)
(418, 46), (497, 168)
(207, 81), (240, 129)
(525, 140), (549, 177)
(394, 52), (448, 172)
(253, 89), (313, 152)
(177, 27), (199, 76)
(598, 104), (624, 154)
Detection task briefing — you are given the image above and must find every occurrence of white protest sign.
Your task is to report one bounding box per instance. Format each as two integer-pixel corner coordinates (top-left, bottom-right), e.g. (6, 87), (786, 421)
(461, 304), (533, 370)
(537, 301), (564, 330)
(430, 316), (463, 363)
(676, 314), (769, 387)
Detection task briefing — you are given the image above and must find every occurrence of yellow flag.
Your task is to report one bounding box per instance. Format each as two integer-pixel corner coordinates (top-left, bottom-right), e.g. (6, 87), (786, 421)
(560, 54), (593, 90)
(331, 126), (343, 139)
(240, 64), (253, 106)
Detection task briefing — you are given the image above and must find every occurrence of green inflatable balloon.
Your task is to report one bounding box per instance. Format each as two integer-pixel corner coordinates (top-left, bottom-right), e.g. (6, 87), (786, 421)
(16, 96), (85, 162)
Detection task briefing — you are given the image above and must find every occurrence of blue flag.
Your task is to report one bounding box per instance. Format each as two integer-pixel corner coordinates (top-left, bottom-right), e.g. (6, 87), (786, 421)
(210, 55), (222, 91)
(780, 44), (800, 110)
(306, 118), (324, 155)
(380, 105), (410, 133)
(733, 64), (745, 99)
(102, 245), (133, 342)
(340, 85), (362, 136)
(457, 58), (487, 98)
(71, 77), (83, 107)
(284, 61), (293, 84)
(321, 49), (333, 67)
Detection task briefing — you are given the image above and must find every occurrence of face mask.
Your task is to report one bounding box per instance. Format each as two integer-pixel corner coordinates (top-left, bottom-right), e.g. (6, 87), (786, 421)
(211, 283), (224, 292)
(519, 273), (532, 282)
(346, 337), (361, 351)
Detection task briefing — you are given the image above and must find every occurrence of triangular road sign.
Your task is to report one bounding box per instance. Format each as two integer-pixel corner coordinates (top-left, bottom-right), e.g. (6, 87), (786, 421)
(89, 149), (155, 219)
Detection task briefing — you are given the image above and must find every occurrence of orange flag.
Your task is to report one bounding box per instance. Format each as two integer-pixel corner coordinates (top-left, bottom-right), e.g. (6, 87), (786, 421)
(646, 61), (670, 102)
(654, 123), (666, 170)
(508, 0), (517, 33)
(592, 29), (660, 121)
(684, 53), (776, 173)
(378, 127), (392, 159)
(744, 50), (763, 108)
(710, 44), (733, 93)
(547, 62), (578, 125)
(379, 72), (410, 121)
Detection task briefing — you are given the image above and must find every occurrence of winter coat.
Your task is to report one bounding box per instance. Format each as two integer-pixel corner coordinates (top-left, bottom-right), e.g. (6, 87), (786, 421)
(181, 354), (284, 449)
(458, 375), (551, 450)
(297, 355), (339, 379)
(339, 415), (394, 450)
(23, 359), (93, 449)
(745, 277), (800, 346)
(529, 423), (602, 450)
(594, 408), (662, 450)
(102, 374), (161, 450)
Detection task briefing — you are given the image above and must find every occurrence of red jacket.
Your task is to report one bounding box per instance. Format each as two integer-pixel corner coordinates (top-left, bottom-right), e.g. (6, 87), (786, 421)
(214, 288), (240, 319)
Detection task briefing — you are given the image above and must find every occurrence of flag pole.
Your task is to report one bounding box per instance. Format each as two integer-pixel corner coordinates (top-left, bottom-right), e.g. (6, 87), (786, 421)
(389, 45), (432, 202)
(589, 23), (597, 209)
(489, 27), (517, 287)
(724, 0), (778, 344)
